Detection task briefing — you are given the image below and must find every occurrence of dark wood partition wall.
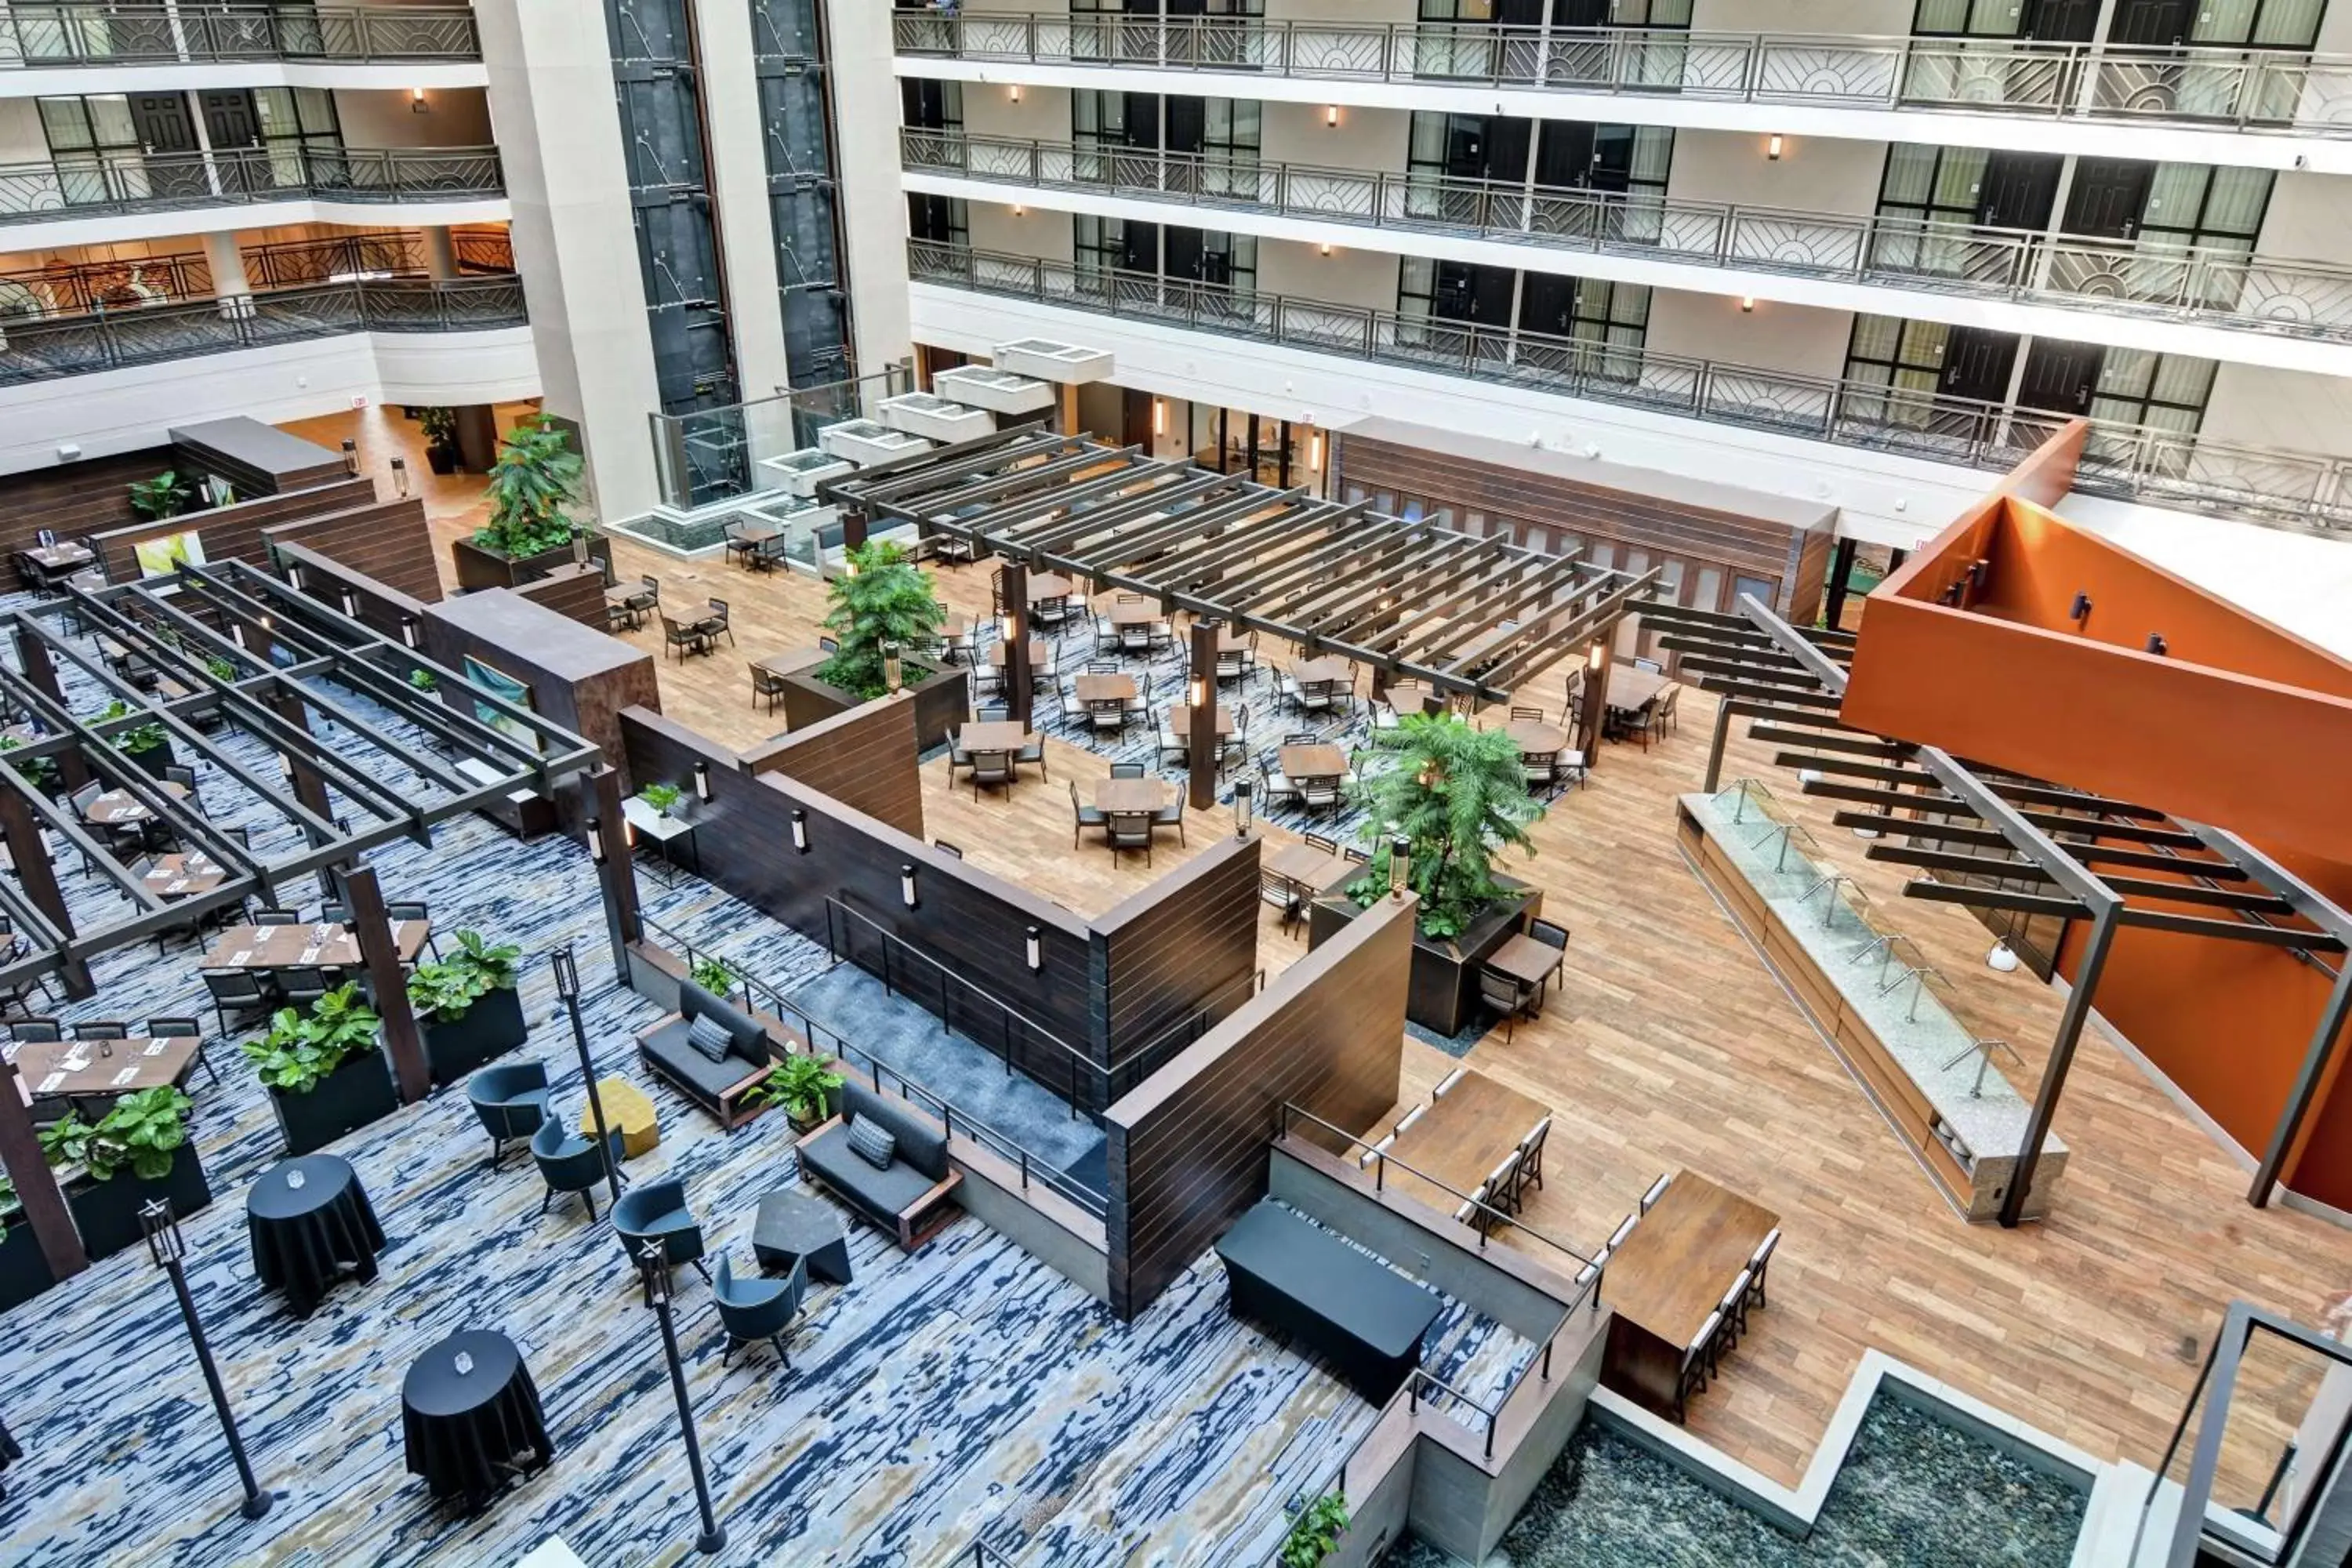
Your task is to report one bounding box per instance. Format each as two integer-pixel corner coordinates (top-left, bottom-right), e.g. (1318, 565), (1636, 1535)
(85, 477), (379, 583)
(165, 417), (348, 496)
(741, 695), (926, 839)
(270, 539), (430, 644)
(1102, 894), (1415, 1320)
(512, 564), (611, 630)
(1091, 836), (1262, 1100)
(268, 499), (445, 605)
(0, 450), (158, 559)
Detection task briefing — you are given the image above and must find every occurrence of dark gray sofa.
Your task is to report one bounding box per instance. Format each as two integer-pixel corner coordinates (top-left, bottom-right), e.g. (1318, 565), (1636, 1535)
(635, 978), (773, 1129)
(797, 1080), (963, 1249)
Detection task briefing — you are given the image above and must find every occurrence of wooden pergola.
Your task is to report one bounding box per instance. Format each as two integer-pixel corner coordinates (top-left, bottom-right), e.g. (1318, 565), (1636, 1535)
(822, 423), (1661, 707)
(1648, 595), (2352, 1223)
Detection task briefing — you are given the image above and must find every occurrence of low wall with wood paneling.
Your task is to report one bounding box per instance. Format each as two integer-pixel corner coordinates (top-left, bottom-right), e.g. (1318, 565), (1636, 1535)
(86, 477), (379, 584)
(1091, 834), (1261, 1100)
(741, 691), (925, 839)
(512, 563), (609, 630)
(267, 538), (430, 645)
(1101, 892), (1414, 1320)
(267, 498), (445, 608)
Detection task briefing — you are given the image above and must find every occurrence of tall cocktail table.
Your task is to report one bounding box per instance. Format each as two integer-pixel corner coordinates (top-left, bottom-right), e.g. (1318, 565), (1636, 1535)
(753, 1187), (853, 1283)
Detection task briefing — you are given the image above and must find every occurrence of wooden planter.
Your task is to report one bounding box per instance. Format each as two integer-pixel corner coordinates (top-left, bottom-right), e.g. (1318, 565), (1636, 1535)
(1309, 885), (1539, 1038)
(423, 985), (528, 1087)
(450, 534), (614, 593)
(67, 1144), (212, 1261)
(777, 664), (969, 753)
(0, 1212), (56, 1312)
(268, 1047), (400, 1156)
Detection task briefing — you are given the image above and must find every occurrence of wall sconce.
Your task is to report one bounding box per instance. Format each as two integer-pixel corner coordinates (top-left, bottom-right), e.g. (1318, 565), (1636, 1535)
(1388, 835), (1412, 900)
(1588, 641), (1607, 671)
(1766, 133), (1784, 160)
(1011, 204), (1026, 217)
(586, 817), (605, 864)
(1233, 776), (1254, 837)
(276, 750), (296, 782)
(400, 612), (419, 649)
(230, 623), (248, 649)
(692, 760), (712, 803)
(1005, 609), (1024, 645)
(285, 561), (306, 592)
(790, 808), (808, 853)
(2068, 591), (2092, 623)
(1152, 397), (1167, 437)
(883, 640), (904, 694)
(901, 864), (919, 909)
(339, 587), (358, 618)
(411, 86), (429, 113)
(843, 556), (859, 579)
(1189, 673), (1208, 712)
(2145, 633), (2168, 656)
(1008, 83), (1022, 103)
(388, 456), (409, 496)
(1319, 242), (1334, 257)
(1025, 924), (1041, 971)
(1308, 431), (1324, 470)
(1740, 296), (1755, 313)
(1325, 104), (1340, 128)
(339, 437), (358, 475)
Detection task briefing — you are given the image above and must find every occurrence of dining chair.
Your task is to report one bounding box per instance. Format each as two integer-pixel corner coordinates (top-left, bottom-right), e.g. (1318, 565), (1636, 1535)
(1152, 792), (1184, 847)
(1304, 832), (1340, 855)
(968, 750), (1015, 800)
(613, 1178), (711, 1290)
(201, 971), (269, 1036)
(1482, 1151), (1523, 1222)
(1633, 656), (1663, 674)
(1258, 756), (1298, 808)
(1109, 761), (1146, 779)
(1432, 1066), (1465, 1098)
(1641, 1172), (1672, 1214)
(661, 615), (708, 662)
(700, 598), (735, 648)
(1510, 706), (1547, 724)
(1521, 750), (1559, 794)
(1675, 1309), (1722, 1423)
(252, 908), (300, 925)
(1517, 1116), (1550, 1196)
(277, 967), (330, 1011)
(1107, 811), (1154, 866)
(9, 1018), (59, 1043)
(1606, 1213), (1639, 1252)
(531, 1120), (622, 1221)
(385, 900), (440, 959)
(1530, 919), (1570, 951)
(751, 664), (789, 712)
(1069, 781), (1108, 848)
(321, 901), (352, 927)
(143, 1015), (216, 1086)
(72, 1021), (130, 1041)
(1015, 730), (1047, 779)
(1748, 1229), (1780, 1309)
(1298, 776), (1343, 815)
(1716, 1268), (1755, 1354)
(1478, 968), (1532, 1042)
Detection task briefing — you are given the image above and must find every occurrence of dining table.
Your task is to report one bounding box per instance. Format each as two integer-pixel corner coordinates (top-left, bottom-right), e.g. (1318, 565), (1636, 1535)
(201, 920), (432, 971)
(1265, 841), (1354, 897)
(1607, 666), (1671, 715)
(1279, 743), (1347, 782)
(82, 780), (191, 826)
(1102, 601), (1162, 630)
(1094, 777), (1169, 815)
(1381, 1069), (1552, 1219)
(956, 720), (1033, 754)
(753, 646), (828, 680)
(22, 543), (93, 574)
(9, 1033), (203, 1102)
(987, 639), (1054, 672)
(1504, 718), (1570, 755)
(143, 852), (228, 899)
(1487, 933), (1567, 1007)
(1600, 1173), (1780, 1419)
(1073, 673), (1138, 706)
(1287, 656), (1352, 687)
(1383, 681), (1442, 716)
(1027, 572), (1077, 603)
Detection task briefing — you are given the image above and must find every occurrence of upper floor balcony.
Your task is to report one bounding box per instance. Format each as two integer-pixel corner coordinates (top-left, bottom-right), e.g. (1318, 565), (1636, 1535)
(902, 128), (2352, 372)
(0, 4), (481, 71)
(907, 238), (2352, 537)
(893, 13), (2352, 169)
(0, 143), (504, 237)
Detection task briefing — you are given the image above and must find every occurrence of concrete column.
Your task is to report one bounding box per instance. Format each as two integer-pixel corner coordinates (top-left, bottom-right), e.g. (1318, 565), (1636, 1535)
(204, 230), (255, 321)
(827, 0), (913, 379)
(455, 405), (499, 472)
(421, 225), (460, 281)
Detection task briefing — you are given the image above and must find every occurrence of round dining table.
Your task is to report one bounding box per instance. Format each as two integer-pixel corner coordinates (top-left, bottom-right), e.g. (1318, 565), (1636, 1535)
(246, 1153), (385, 1318)
(401, 1329), (554, 1508)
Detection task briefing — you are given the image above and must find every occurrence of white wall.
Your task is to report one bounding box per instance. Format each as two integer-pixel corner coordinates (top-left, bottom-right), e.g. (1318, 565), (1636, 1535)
(2202, 361), (2352, 460)
(0, 96), (46, 165)
(1264, 101), (1408, 174)
(332, 86), (495, 147)
(958, 80), (1070, 141)
(1665, 128), (1886, 217)
(1256, 234), (1396, 312)
(2255, 170), (2352, 267)
(1689, 0), (1911, 31)
(967, 198), (1075, 262)
(1645, 290), (1856, 380)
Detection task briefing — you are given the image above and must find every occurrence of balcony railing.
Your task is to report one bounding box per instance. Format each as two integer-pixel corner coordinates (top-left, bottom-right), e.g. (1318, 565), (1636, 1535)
(0, 144), (505, 227)
(0, 228), (516, 318)
(894, 13), (2352, 138)
(0, 4), (481, 67)
(0, 275), (527, 386)
(903, 129), (2352, 347)
(908, 240), (2352, 535)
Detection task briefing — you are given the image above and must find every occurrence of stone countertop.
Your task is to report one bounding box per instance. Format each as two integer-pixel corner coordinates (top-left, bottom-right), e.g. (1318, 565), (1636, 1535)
(1685, 792), (2063, 1169)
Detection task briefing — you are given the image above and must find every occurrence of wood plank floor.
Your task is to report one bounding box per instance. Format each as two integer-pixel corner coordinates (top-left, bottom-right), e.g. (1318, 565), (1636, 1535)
(315, 412), (2352, 1495)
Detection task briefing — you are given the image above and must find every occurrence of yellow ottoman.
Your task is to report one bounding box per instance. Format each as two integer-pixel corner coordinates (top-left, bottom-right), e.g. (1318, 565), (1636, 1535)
(582, 1077), (660, 1159)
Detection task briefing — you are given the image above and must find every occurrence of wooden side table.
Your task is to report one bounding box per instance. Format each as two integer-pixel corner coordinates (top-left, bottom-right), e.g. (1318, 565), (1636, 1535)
(583, 1077), (661, 1159)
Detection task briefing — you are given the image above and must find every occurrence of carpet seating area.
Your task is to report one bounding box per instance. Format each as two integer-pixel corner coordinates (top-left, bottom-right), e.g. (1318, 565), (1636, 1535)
(796, 1078), (965, 1249)
(634, 977), (777, 1129)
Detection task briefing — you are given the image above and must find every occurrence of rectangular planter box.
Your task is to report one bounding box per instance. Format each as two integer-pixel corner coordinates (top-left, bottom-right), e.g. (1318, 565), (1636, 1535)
(1309, 885), (1539, 1039)
(450, 533), (614, 593)
(0, 1214), (56, 1312)
(268, 1046), (400, 1156)
(932, 365), (1056, 416)
(118, 737), (175, 780)
(423, 985), (528, 1088)
(777, 664), (970, 755)
(67, 1143), (212, 1261)
(880, 392), (996, 445)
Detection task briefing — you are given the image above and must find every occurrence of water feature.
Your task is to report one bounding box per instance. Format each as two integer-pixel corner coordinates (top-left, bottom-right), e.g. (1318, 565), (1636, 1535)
(1383, 1394), (2087, 1566)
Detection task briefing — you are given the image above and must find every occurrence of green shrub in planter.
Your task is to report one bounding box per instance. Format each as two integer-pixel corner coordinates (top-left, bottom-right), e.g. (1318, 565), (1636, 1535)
(42, 1086), (210, 1258)
(746, 1054), (845, 1130)
(689, 956), (736, 999)
(639, 782), (683, 817)
(244, 985), (397, 1155)
(1279, 1492), (1348, 1568)
(409, 668), (437, 692)
(408, 930), (528, 1086)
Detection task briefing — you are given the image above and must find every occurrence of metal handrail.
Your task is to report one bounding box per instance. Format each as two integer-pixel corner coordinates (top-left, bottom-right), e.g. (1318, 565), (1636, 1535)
(1, 3), (481, 66)
(902, 127), (2352, 346)
(635, 912), (1108, 1218)
(0, 144), (505, 227)
(895, 13), (2352, 140)
(908, 239), (2352, 535)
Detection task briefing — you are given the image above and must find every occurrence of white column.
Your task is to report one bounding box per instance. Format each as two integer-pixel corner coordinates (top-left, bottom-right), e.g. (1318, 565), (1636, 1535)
(827, 0), (913, 382)
(203, 230), (255, 320)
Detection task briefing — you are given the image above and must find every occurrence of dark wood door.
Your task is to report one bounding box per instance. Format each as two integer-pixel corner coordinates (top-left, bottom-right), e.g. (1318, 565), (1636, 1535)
(2017, 339), (2105, 416)
(1121, 387), (1156, 448)
(2106, 0), (2195, 44)
(198, 89), (260, 149)
(1497, 0), (1547, 24)
(1535, 121), (1594, 189)
(1164, 223), (1205, 281)
(2063, 158), (2154, 240)
(1552, 0), (1610, 23)
(1164, 95), (1205, 157)
(900, 78), (957, 131)
(1973, 151), (2063, 232)
(1445, 114), (1531, 185)
(1939, 325), (2021, 405)
(129, 92), (207, 198)
(1118, 220), (1160, 273)
(1519, 271), (1577, 336)
(1121, 93), (1161, 149)
(2021, 0), (2102, 39)
(907, 192), (960, 245)
(1433, 260), (1514, 325)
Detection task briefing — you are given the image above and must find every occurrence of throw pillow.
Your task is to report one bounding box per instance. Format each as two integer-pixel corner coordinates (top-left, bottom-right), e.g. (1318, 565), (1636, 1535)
(848, 1117), (896, 1171)
(686, 1012), (733, 1063)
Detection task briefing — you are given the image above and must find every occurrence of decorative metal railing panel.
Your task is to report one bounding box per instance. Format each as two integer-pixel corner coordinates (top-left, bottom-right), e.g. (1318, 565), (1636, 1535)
(0, 4), (479, 65)
(907, 241), (2352, 535)
(902, 129), (2352, 343)
(0, 275), (526, 386)
(893, 13), (2352, 136)
(0, 145), (505, 227)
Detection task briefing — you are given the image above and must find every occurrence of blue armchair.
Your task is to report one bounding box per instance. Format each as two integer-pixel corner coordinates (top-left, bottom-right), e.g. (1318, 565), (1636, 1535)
(466, 1062), (550, 1171)
(531, 1118), (623, 1221)
(614, 1178), (710, 1292)
(714, 1254), (806, 1370)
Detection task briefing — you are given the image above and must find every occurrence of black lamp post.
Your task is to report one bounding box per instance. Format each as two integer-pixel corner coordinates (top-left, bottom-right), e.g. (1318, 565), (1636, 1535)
(637, 1240), (725, 1555)
(140, 1200), (270, 1521)
(550, 945), (623, 1207)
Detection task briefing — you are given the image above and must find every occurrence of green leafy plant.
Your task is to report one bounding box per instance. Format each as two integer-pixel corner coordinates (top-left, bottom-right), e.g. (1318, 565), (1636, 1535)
(95, 699), (167, 756)
(417, 405), (460, 452)
(1279, 1491), (1348, 1568)
(815, 540), (946, 701)
(126, 470), (193, 521)
(205, 655), (237, 683)
(38, 1087), (193, 1181)
(406, 929), (521, 1022)
(640, 782), (683, 816)
(746, 1053), (845, 1127)
(0, 1172), (16, 1222)
(690, 956), (736, 997)
(408, 668), (437, 692)
(1347, 713), (1542, 941)
(241, 984), (383, 1094)
(474, 415), (584, 560)
(0, 734), (54, 789)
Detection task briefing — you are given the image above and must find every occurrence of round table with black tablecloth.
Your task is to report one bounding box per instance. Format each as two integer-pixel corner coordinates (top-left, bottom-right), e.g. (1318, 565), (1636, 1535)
(401, 1330), (554, 1508)
(245, 1154), (385, 1318)
(0, 1414), (20, 1503)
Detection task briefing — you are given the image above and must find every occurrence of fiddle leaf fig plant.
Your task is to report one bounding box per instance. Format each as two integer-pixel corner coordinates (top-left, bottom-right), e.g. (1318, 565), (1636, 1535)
(1346, 712), (1541, 942)
(1279, 1491), (1348, 1568)
(690, 956), (736, 998)
(406, 929), (521, 1022)
(243, 984), (383, 1094)
(38, 1087), (193, 1181)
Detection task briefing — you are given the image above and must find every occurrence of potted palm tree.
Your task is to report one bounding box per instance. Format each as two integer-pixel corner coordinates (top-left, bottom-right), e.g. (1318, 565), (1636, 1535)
(244, 983), (397, 1156)
(0, 1174), (53, 1312)
(39, 1087), (210, 1260)
(417, 406), (462, 474)
(1308, 712), (1546, 1036)
(408, 929), (528, 1086)
(782, 541), (966, 749)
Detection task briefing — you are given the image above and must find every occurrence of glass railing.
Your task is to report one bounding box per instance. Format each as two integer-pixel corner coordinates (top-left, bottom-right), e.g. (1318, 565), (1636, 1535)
(646, 365), (914, 514)
(895, 13), (2352, 139)
(908, 239), (2352, 535)
(0, 145), (505, 227)
(1, 4), (480, 67)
